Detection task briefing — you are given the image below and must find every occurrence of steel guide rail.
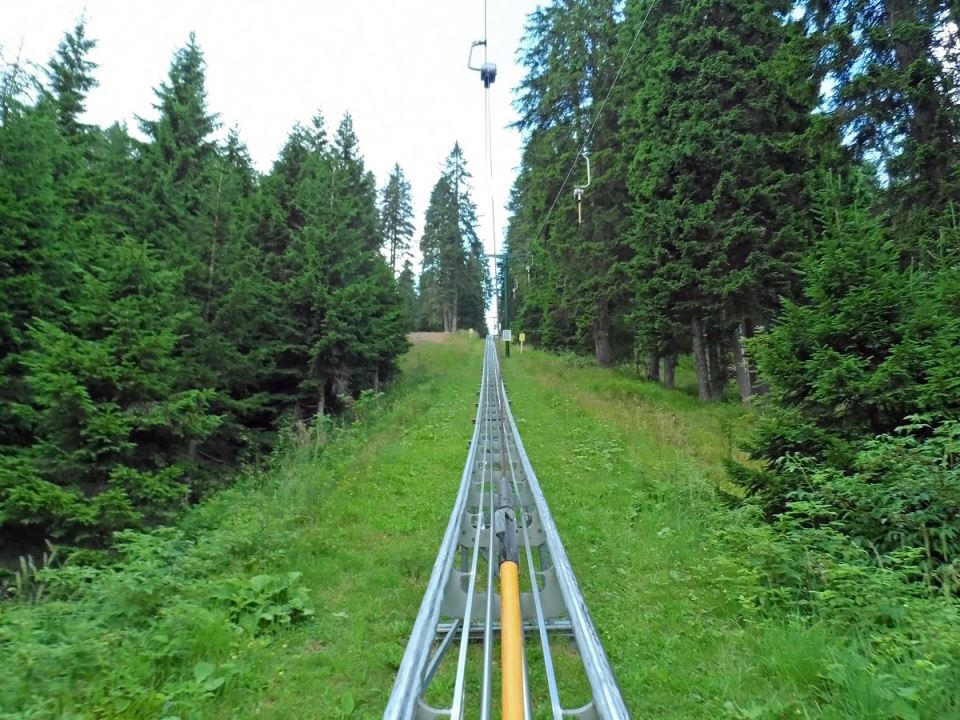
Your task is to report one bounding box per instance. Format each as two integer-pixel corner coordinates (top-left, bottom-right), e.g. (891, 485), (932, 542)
(384, 337), (629, 720)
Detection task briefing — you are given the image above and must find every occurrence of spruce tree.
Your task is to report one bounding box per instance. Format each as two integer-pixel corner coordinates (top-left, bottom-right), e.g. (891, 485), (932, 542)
(379, 163), (415, 275)
(418, 144), (488, 333)
(44, 19), (97, 139)
(0, 25), (411, 544)
(253, 113), (406, 417)
(248, 119), (323, 421)
(512, 0), (631, 366)
(137, 35), (264, 462)
(624, 0), (819, 398)
(138, 32), (219, 289)
(802, 0), (960, 241)
(196, 129), (274, 449)
(397, 259), (418, 331)
(445, 144), (490, 335)
(303, 114), (406, 407)
(2, 32), (222, 540)
(12, 238), (220, 539)
(733, 175), (960, 519)
(418, 175), (460, 331)
(0, 82), (69, 452)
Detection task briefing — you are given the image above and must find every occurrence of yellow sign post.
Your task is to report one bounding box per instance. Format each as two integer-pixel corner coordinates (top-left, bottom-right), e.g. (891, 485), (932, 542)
(518, 332), (525, 354)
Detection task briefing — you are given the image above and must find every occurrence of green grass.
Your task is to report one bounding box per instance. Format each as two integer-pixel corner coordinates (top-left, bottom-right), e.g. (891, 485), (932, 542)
(500, 344), (959, 720)
(500, 346), (806, 718)
(3, 335), (957, 719)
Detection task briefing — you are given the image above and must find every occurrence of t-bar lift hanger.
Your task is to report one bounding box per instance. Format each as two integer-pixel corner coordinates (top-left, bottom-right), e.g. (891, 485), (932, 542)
(573, 151), (591, 225)
(468, 40), (497, 87)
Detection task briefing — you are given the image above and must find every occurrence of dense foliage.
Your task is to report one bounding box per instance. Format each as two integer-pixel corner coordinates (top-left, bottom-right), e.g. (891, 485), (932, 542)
(509, 0), (824, 395)
(0, 26), (409, 544)
(508, 3), (960, 705)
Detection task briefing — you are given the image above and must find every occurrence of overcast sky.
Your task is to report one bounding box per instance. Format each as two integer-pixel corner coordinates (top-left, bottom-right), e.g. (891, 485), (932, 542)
(1, 0), (541, 293)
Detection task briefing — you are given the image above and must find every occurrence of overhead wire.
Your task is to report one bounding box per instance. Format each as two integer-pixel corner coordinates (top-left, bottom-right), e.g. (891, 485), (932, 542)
(476, 8), (499, 712)
(530, 0), (659, 244)
(480, 0), (501, 333)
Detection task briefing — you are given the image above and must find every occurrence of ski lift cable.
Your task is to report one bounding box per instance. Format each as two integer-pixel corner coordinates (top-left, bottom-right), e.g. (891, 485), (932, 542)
(484, 0), (489, 62)
(476, 0), (500, 328)
(487, 90), (498, 279)
(532, 0), (659, 241)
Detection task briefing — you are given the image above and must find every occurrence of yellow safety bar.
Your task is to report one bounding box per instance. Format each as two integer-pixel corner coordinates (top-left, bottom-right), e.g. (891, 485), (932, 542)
(500, 559), (524, 719)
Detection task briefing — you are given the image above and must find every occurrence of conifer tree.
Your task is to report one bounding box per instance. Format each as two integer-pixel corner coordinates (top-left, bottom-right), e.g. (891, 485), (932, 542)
(304, 114), (406, 406)
(802, 0), (960, 241)
(418, 144), (488, 333)
(138, 33), (219, 285)
(418, 175), (460, 331)
(397, 259), (418, 331)
(12, 238), (220, 538)
(137, 35), (267, 461)
(505, 147), (579, 350)
(379, 163), (415, 275)
(247, 118), (325, 421)
(196, 129), (274, 448)
(0, 80), (69, 452)
(445, 144), (489, 335)
(732, 175), (960, 518)
(2, 31), (222, 540)
(0, 25), (411, 544)
(512, 0), (631, 366)
(44, 19), (97, 138)
(253, 113), (406, 417)
(624, 0), (819, 398)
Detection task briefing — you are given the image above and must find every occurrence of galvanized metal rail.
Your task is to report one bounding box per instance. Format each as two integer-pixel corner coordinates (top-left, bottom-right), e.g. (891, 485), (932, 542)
(385, 337), (629, 719)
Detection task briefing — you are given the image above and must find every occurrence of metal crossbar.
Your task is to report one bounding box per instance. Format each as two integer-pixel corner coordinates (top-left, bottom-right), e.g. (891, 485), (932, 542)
(384, 337), (630, 719)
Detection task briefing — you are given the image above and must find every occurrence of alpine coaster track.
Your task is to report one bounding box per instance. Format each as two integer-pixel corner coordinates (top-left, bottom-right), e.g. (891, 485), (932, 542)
(385, 336), (629, 719)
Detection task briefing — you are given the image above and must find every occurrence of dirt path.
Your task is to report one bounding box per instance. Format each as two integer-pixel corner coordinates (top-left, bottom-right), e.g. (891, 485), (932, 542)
(408, 331), (456, 345)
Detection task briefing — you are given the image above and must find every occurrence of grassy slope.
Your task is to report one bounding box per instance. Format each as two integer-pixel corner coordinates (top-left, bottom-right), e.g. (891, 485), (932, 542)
(500, 348), (822, 719)
(204, 334), (489, 718)
(4, 335), (951, 719)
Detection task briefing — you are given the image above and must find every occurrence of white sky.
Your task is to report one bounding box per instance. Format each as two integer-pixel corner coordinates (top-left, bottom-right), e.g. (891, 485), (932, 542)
(1, 0), (540, 314)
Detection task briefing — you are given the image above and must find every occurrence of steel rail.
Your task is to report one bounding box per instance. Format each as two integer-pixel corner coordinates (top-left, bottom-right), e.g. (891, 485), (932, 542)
(493, 375), (563, 718)
(383, 343), (490, 720)
(385, 337), (630, 719)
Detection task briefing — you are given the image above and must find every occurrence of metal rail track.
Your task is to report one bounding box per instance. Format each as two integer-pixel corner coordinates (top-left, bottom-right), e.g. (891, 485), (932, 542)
(385, 337), (629, 719)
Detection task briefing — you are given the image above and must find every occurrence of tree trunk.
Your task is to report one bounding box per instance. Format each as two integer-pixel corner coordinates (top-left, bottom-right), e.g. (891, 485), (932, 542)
(451, 289), (459, 333)
(731, 322), (752, 404)
(886, 1), (936, 148)
(187, 438), (200, 464)
(663, 354), (676, 389)
(203, 163), (225, 323)
(646, 349), (661, 382)
(742, 317), (767, 396)
(594, 299), (613, 367)
(691, 318), (712, 401)
(708, 336), (726, 400)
